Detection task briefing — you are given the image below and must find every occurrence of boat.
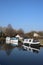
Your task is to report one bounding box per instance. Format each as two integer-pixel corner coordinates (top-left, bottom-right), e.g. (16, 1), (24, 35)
(6, 37), (18, 46)
(10, 37), (18, 46)
(6, 37), (11, 44)
(23, 38), (40, 46)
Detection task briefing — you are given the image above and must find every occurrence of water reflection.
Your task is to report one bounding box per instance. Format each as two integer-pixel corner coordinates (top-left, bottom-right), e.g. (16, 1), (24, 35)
(0, 42), (41, 55)
(3, 44), (14, 56)
(0, 43), (15, 56)
(0, 42), (43, 65)
(22, 46), (40, 53)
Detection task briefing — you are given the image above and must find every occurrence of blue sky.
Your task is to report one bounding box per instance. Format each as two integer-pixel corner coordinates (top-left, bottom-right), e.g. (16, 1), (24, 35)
(0, 0), (43, 32)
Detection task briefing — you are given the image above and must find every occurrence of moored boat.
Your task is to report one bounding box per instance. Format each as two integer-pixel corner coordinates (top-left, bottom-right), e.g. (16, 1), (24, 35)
(10, 37), (18, 46)
(6, 37), (18, 46)
(23, 38), (40, 46)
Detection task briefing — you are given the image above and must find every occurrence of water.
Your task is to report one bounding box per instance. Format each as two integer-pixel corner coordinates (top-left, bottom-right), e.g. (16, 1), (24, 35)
(0, 43), (43, 65)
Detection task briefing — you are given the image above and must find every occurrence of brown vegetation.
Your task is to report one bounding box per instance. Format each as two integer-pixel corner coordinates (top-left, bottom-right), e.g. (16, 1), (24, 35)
(0, 24), (43, 39)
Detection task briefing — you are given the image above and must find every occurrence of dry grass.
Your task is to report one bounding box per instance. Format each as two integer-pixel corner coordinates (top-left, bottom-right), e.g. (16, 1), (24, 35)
(0, 37), (5, 41)
(38, 39), (43, 45)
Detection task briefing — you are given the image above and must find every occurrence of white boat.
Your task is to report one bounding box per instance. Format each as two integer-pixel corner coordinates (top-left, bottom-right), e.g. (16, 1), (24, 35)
(6, 37), (18, 46)
(6, 37), (11, 44)
(10, 37), (18, 46)
(23, 38), (40, 46)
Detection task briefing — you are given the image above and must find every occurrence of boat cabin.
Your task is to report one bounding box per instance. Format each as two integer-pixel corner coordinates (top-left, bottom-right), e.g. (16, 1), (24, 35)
(23, 38), (40, 44)
(6, 37), (18, 45)
(23, 38), (33, 44)
(6, 37), (11, 44)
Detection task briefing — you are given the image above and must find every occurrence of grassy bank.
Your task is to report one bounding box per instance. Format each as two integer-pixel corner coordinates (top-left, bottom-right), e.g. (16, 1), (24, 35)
(38, 39), (43, 46)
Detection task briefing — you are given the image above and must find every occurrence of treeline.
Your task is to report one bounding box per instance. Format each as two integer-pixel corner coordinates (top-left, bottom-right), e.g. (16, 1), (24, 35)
(0, 24), (24, 37)
(0, 24), (43, 38)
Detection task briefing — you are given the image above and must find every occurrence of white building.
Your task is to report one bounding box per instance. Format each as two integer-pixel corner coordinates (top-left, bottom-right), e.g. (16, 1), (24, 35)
(15, 34), (23, 40)
(33, 33), (39, 37)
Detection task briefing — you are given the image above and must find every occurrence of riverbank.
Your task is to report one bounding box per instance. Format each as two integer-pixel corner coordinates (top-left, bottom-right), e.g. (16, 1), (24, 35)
(0, 37), (5, 41)
(38, 39), (43, 47)
(0, 37), (43, 47)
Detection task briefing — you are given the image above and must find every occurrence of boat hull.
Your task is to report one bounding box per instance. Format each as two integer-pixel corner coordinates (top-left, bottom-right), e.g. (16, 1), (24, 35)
(23, 42), (40, 47)
(30, 44), (40, 47)
(11, 42), (18, 46)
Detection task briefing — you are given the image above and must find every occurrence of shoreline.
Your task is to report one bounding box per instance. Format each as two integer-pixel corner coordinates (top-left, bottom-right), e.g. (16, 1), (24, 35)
(40, 44), (43, 47)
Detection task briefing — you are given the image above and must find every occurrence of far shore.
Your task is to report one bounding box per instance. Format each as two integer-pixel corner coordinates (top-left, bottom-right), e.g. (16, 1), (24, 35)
(0, 37), (43, 46)
(38, 39), (43, 47)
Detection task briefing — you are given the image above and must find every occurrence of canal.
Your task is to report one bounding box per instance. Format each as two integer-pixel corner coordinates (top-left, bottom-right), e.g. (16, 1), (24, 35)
(0, 43), (43, 65)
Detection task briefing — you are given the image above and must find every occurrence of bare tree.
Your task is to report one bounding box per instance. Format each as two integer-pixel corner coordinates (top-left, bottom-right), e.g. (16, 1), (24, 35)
(17, 29), (24, 37)
(4, 24), (16, 37)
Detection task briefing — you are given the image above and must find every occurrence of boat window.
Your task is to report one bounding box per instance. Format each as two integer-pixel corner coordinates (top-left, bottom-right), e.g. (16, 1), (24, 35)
(10, 38), (18, 40)
(26, 39), (28, 41)
(29, 40), (31, 42)
(33, 40), (39, 42)
(24, 43), (29, 46)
